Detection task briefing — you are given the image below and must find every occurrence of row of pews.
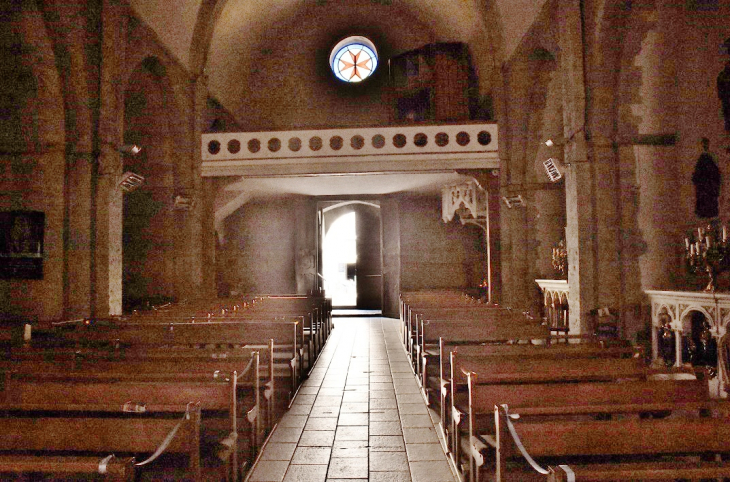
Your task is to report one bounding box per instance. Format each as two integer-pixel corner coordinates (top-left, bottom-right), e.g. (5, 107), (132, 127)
(400, 289), (730, 482)
(0, 293), (332, 481)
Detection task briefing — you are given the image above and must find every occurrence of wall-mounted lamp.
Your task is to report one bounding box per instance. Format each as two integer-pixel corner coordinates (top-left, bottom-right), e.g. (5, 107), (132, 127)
(502, 195), (525, 208)
(118, 172), (145, 193)
(542, 158), (563, 182)
(545, 126), (586, 147)
(119, 144), (142, 155)
(173, 195), (194, 211)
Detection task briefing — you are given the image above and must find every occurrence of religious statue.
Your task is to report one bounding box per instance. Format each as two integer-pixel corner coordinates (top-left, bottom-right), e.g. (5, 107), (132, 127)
(718, 38), (730, 134)
(692, 137), (721, 219)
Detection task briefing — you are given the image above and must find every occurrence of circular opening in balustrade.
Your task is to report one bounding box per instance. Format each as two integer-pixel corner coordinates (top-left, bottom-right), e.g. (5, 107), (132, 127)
(268, 138), (281, 152)
(227, 139), (241, 154)
(309, 136), (323, 151)
(435, 133), (449, 147)
(248, 139), (261, 153)
(330, 136), (343, 150)
(351, 135), (365, 150)
(477, 131), (492, 146)
(456, 131), (470, 146)
(393, 134), (407, 148)
(289, 137), (302, 152)
(208, 140), (221, 155)
(372, 134), (385, 149)
(414, 133), (428, 147)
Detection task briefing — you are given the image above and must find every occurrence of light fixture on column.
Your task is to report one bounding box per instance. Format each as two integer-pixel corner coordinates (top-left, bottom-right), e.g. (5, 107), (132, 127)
(543, 158), (563, 182)
(118, 172), (145, 193)
(173, 195), (194, 211)
(502, 195), (524, 208)
(545, 126), (586, 147)
(118, 144), (142, 155)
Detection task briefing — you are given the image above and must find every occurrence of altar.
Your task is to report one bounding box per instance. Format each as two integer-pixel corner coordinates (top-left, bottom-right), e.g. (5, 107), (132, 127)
(645, 290), (727, 397)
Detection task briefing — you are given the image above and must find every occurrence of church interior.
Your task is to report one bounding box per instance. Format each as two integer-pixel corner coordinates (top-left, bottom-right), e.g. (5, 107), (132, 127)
(4, 0), (730, 480)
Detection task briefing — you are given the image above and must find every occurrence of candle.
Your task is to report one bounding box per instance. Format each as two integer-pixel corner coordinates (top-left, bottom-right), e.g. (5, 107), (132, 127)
(723, 226), (727, 243)
(706, 236), (712, 248)
(685, 237), (690, 249)
(23, 323), (31, 342)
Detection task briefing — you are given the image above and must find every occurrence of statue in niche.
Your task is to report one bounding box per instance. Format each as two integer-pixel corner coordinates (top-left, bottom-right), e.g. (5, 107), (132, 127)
(718, 38), (730, 134)
(692, 137), (721, 219)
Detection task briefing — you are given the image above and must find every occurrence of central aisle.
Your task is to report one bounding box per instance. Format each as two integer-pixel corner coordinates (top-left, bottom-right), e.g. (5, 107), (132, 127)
(247, 317), (458, 482)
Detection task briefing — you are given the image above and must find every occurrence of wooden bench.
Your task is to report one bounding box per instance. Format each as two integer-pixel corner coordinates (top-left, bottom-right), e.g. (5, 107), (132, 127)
(430, 339), (640, 454)
(493, 403), (730, 482)
(406, 307), (519, 365)
(417, 318), (550, 385)
(44, 320), (303, 400)
(0, 355), (254, 480)
(0, 402), (202, 481)
(449, 352), (648, 480)
(399, 290), (485, 344)
(0, 455), (135, 481)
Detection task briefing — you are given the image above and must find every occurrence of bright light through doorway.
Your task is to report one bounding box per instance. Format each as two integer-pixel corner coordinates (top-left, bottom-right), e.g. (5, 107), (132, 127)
(323, 212), (357, 307)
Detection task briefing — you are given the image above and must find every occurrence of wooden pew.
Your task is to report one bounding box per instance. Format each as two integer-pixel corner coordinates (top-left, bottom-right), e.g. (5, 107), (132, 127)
(0, 455), (135, 481)
(0, 355), (253, 481)
(450, 353), (647, 480)
(45, 320), (303, 400)
(5, 340), (278, 447)
(493, 403), (730, 482)
(417, 318), (550, 386)
(0, 402), (202, 481)
(431, 340), (639, 457)
(120, 299), (322, 377)
(464, 377), (715, 481)
(407, 307), (519, 366)
(399, 290), (484, 344)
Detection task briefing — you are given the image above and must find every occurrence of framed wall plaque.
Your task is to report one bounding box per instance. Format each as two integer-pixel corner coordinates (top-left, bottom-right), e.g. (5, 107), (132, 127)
(0, 211), (45, 279)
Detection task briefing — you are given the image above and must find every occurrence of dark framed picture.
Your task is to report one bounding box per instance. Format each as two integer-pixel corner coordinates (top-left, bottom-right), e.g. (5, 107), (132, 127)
(0, 211), (45, 279)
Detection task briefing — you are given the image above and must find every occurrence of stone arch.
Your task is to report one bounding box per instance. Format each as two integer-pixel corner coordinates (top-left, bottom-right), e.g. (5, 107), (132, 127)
(0, 1), (64, 153)
(0, 0), (66, 321)
(121, 55), (188, 312)
(189, 0), (230, 77)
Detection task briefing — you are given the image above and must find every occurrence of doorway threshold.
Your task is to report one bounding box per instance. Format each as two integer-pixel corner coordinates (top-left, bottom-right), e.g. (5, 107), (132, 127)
(332, 308), (382, 317)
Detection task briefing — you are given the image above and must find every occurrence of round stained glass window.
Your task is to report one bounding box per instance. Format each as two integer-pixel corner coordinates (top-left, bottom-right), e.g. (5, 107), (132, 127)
(330, 36), (378, 83)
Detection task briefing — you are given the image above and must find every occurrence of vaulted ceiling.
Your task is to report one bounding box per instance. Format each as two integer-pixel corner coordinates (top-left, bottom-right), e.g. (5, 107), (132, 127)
(130, 0), (547, 125)
(127, 0), (547, 204)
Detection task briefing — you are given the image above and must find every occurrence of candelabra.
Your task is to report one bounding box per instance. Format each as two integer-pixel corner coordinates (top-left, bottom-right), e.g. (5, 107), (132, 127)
(552, 239), (568, 278)
(685, 223), (730, 292)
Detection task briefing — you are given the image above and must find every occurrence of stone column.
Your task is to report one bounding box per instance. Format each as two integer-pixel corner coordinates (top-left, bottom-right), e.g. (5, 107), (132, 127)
(95, 0), (127, 317)
(559, 0), (594, 335)
(192, 75), (216, 299)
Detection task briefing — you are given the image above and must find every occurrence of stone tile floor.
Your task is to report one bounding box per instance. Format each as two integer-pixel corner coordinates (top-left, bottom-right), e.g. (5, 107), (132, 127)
(247, 317), (458, 482)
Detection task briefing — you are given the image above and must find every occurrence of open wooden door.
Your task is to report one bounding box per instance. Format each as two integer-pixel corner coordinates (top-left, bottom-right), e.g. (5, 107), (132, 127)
(355, 205), (382, 310)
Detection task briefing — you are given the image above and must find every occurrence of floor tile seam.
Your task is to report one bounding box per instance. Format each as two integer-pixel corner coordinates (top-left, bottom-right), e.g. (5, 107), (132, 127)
(280, 324), (359, 479)
(314, 320), (370, 479)
(376, 317), (413, 482)
(381, 317), (456, 482)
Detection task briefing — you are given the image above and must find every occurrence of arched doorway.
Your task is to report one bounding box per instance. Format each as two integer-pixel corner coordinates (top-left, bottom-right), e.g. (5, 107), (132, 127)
(319, 201), (382, 310)
(121, 57), (180, 312)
